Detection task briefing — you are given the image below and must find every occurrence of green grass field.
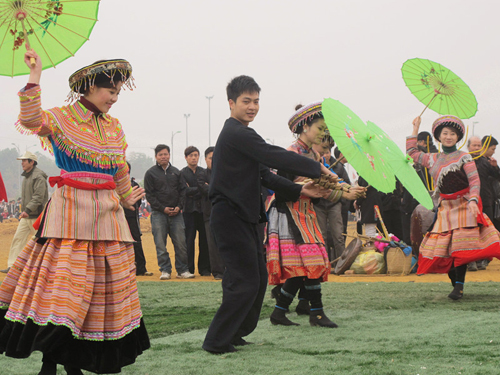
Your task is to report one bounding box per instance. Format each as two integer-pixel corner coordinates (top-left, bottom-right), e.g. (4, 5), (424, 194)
(2, 281), (500, 375)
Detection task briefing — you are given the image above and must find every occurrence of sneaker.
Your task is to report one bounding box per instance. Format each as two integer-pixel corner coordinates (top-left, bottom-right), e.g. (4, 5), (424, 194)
(177, 271), (195, 279)
(0, 267), (10, 273)
(159, 271), (171, 280)
(137, 271), (154, 276)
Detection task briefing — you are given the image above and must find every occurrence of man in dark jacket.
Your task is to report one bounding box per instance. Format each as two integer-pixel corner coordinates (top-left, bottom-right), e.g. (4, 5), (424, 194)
(144, 144), (194, 280)
(197, 146), (224, 279)
(1, 151), (48, 273)
(180, 146), (210, 276)
(202, 75), (337, 354)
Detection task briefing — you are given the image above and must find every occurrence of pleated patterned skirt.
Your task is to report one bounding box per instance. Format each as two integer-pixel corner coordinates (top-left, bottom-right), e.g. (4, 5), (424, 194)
(0, 237), (150, 373)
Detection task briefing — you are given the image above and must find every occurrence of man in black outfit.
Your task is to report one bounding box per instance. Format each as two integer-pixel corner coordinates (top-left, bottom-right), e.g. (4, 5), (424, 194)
(124, 162), (153, 277)
(197, 147), (225, 279)
(180, 146), (211, 276)
(202, 75), (335, 354)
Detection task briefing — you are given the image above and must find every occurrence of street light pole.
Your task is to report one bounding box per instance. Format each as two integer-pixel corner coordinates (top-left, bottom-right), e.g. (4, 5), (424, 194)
(206, 95), (214, 145)
(184, 114), (190, 147)
(472, 121), (479, 135)
(171, 130), (181, 164)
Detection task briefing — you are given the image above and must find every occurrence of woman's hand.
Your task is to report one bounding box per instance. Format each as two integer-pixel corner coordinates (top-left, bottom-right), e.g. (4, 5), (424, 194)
(24, 47), (42, 84)
(343, 186), (366, 200)
(122, 185), (145, 211)
(412, 116), (421, 136)
(320, 164), (338, 181)
(468, 200), (480, 216)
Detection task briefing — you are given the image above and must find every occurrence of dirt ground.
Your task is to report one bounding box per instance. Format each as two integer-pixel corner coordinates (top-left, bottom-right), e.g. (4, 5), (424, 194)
(1, 218), (499, 284)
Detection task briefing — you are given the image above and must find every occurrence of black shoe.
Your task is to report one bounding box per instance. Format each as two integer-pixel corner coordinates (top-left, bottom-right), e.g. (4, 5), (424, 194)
(0, 267), (10, 273)
(63, 366), (84, 375)
(309, 310), (338, 328)
(448, 284), (464, 300)
(213, 274), (223, 280)
(200, 271), (212, 276)
(204, 344), (238, 354)
(231, 337), (253, 346)
(137, 271), (153, 276)
(295, 299), (310, 315)
(38, 357), (56, 375)
(270, 307), (299, 326)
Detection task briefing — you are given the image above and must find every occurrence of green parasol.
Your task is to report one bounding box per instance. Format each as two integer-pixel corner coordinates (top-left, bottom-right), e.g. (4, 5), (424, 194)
(0, 0), (100, 77)
(366, 120), (434, 210)
(401, 58), (478, 119)
(322, 98), (396, 193)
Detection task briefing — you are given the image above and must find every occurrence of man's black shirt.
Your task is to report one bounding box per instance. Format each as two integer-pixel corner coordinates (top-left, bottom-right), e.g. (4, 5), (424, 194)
(209, 117), (322, 224)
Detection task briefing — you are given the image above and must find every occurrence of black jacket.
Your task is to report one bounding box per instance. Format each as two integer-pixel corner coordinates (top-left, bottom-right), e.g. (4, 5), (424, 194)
(197, 167), (212, 220)
(355, 176), (382, 224)
(144, 163), (185, 213)
(180, 166), (204, 214)
(475, 156), (500, 208)
(209, 117), (322, 224)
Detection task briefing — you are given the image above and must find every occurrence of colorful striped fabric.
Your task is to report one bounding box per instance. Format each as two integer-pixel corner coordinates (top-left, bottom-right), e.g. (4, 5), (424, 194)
(266, 207), (330, 285)
(16, 85), (133, 199)
(40, 172), (133, 241)
(0, 238), (142, 341)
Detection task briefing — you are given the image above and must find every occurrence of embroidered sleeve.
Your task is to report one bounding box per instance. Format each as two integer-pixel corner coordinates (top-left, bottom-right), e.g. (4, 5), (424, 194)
(407, 136), (435, 169)
(16, 86), (54, 151)
(463, 154), (480, 201)
(326, 189), (343, 204)
(114, 160), (133, 199)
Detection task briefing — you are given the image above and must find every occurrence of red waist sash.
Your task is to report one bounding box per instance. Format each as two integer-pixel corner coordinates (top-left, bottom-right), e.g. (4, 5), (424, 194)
(49, 176), (116, 190)
(439, 187), (469, 200)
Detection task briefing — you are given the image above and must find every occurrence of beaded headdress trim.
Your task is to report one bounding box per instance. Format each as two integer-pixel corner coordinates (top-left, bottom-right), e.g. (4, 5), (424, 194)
(68, 59), (135, 102)
(288, 101), (323, 133)
(432, 115), (465, 142)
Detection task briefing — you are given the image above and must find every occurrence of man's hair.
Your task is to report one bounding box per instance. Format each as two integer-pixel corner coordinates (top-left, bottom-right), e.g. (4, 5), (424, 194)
(482, 135), (498, 147)
(226, 75), (261, 102)
(321, 134), (335, 149)
(26, 159), (37, 166)
(417, 131), (432, 142)
(333, 147), (341, 160)
(205, 146), (215, 157)
(467, 136), (481, 148)
(184, 146), (199, 157)
(154, 144), (170, 156)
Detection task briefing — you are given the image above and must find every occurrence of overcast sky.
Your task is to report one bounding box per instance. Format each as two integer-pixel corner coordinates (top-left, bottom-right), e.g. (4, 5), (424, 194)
(1, 0), (499, 172)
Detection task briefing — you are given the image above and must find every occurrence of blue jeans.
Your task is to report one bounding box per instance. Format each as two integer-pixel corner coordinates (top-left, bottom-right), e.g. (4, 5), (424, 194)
(151, 211), (189, 274)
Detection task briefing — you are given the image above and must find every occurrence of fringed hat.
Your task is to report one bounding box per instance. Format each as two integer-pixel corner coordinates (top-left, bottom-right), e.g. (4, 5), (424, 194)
(68, 59), (134, 102)
(288, 101), (323, 133)
(432, 115), (465, 142)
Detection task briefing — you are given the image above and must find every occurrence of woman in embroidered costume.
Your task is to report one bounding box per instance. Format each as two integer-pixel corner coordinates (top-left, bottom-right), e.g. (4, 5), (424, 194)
(408, 115), (500, 300)
(267, 103), (364, 327)
(0, 50), (150, 374)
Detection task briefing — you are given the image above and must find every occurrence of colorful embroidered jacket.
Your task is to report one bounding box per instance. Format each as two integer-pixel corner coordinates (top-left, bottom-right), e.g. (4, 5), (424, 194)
(16, 86), (134, 241)
(406, 136), (480, 201)
(17, 85), (132, 199)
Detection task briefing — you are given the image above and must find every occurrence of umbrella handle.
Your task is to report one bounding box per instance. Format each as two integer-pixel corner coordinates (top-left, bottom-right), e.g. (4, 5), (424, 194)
(419, 93), (438, 117)
(19, 17), (35, 67)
